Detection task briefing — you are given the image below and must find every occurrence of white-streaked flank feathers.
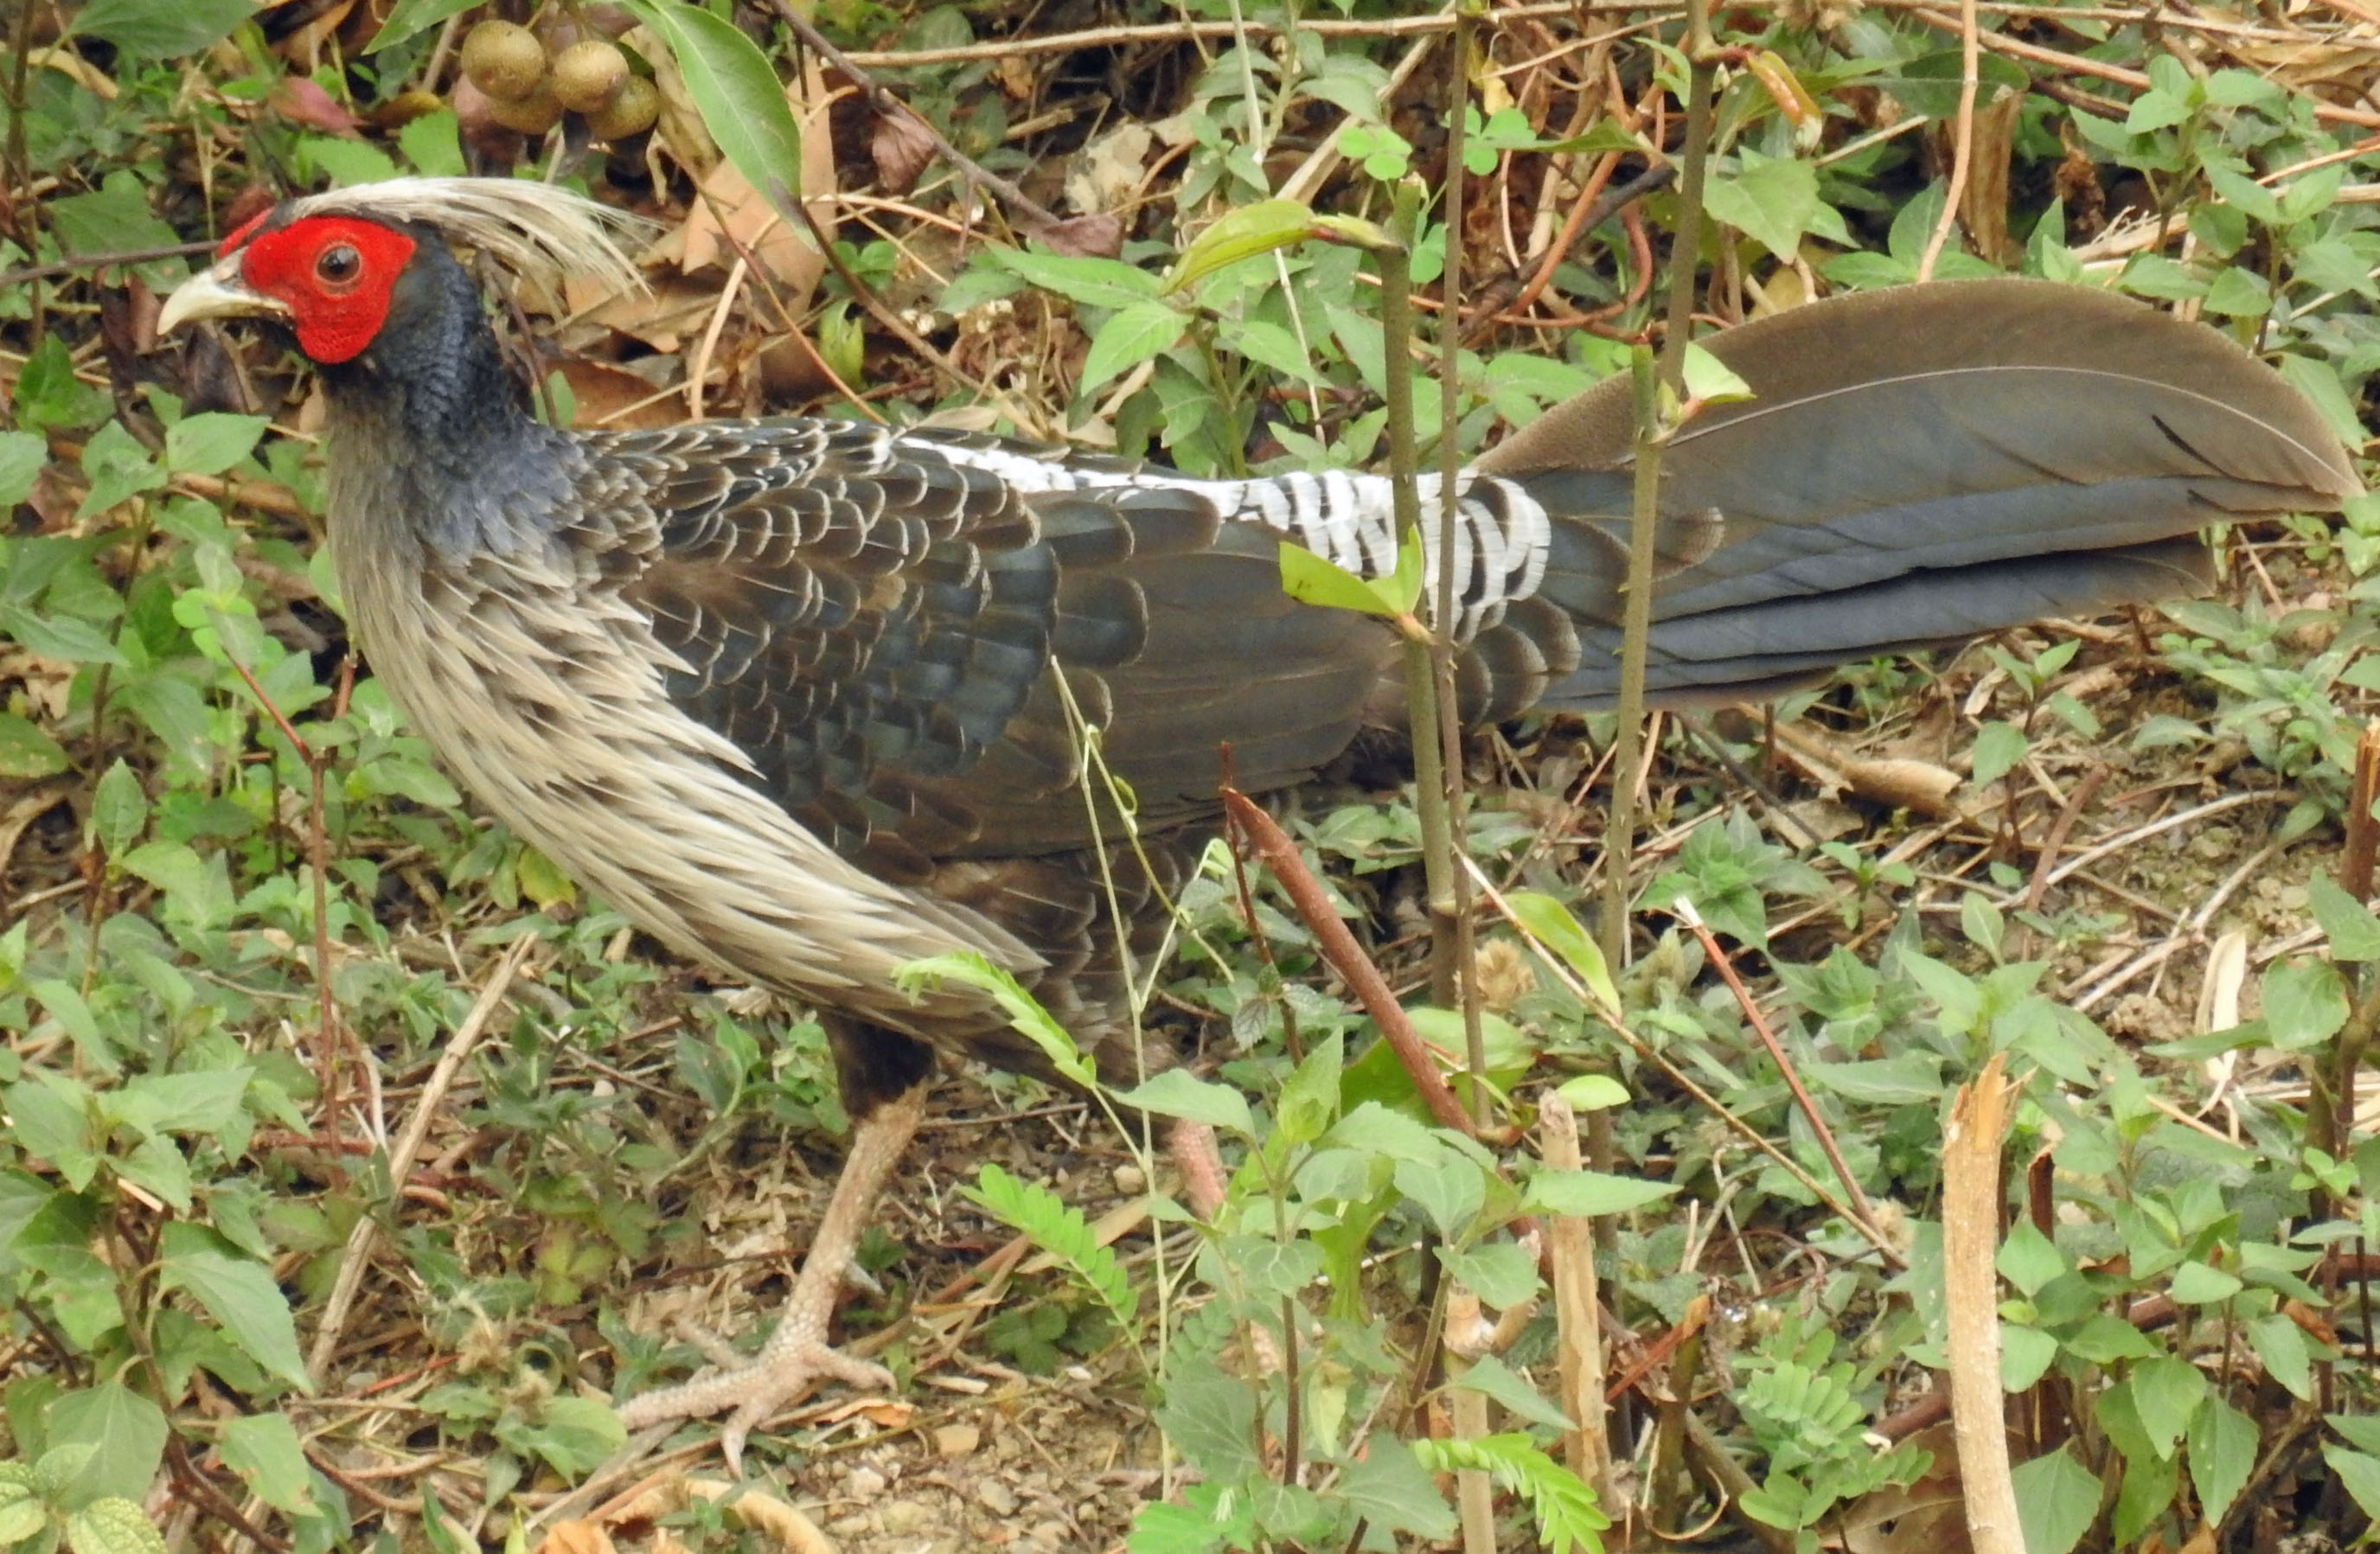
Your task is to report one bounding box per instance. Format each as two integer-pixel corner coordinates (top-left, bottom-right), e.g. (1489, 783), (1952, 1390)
(281, 176), (655, 298)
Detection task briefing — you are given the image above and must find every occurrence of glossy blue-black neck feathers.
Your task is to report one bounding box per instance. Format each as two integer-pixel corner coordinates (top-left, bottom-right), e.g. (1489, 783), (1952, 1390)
(317, 227), (577, 560)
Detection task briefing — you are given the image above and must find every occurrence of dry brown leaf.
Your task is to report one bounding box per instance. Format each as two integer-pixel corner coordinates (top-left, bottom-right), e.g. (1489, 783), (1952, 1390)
(1064, 124), (1153, 217)
(1033, 213), (1124, 259)
(566, 274), (718, 354)
(534, 1520), (617, 1554)
(871, 110), (937, 195)
(558, 360), (681, 430)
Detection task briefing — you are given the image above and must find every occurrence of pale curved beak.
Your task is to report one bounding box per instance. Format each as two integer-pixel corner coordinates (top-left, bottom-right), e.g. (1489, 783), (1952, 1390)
(157, 253), (285, 335)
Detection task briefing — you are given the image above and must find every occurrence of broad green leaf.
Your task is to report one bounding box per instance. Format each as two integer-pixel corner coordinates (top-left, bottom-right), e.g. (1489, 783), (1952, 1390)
(69, 0), (258, 55)
(2010, 1445), (2100, 1554)
(1552, 1073), (1629, 1111)
(0, 431), (47, 507)
(1339, 1433), (1458, 1540)
(2186, 1398), (2255, 1522)
(1524, 1168), (1674, 1218)
(2325, 1444), (2380, 1520)
(65, 1500), (165, 1554)
(1969, 720), (2027, 788)
(1703, 150), (1820, 262)
(163, 413), (270, 476)
(1680, 342), (1753, 404)
(1280, 540), (1397, 617)
(1078, 300), (1186, 397)
(2308, 873), (2380, 961)
(42, 1385), (166, 1508)
(1502, 891), (1620, 1014)
(1168, 199), (1318, 291)
(617, 0), (804, 217)
(0, 713), (69, 779)
(398, 109), (469, 177)
(2263, 957), (2348, 1050)
(158, 1225), (312, 1391)
(367, 0), (480, 51)
(1453, 1354), (1572, 1431)
(1113, 1069), (1253, 1138)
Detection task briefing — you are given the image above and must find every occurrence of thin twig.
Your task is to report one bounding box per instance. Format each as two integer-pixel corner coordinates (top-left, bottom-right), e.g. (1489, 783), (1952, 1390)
(0, 240), (214, 290)
(304, 937), (533, 1383)
(767, 0), (1065, 234)
(1916, 0), (1980, 280)
(1673, 899), (1885, 1241)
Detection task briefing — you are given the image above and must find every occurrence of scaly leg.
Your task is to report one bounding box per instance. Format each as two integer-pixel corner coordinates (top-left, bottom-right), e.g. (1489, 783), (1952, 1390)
(618, 1083), (924, 1472)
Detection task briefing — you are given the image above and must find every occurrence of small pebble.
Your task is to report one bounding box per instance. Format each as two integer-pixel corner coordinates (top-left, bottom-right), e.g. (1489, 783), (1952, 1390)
(1113, 1163), (1146, 1195)
(977, 1480), (1020, 1517)
(936, 1423), (982, 1458)
(848, 1466), (887, 1500)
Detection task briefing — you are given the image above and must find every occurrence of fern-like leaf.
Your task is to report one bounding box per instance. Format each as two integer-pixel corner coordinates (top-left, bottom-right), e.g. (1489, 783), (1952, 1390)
(1414, 1433), (1608, 1554)
(967, 1162), (1141, 1331)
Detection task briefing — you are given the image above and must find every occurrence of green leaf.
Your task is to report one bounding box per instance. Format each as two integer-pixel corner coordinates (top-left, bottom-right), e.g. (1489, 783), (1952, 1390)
(75, 421), (165, 521)
(42, 1385), (166, 1508)
(2263, 957), (2348, 1050)
(1339, 1433), (1458, 1540)
(1112, 1069), (1253, 1138)
(88, 761), (145, 857)
(1551, 1073), (1629, 1112)
(1078, 301), (1186, 397)
(0, 713), (70, 779)
(1453, 1354), (1572, 1431)
(0, 431), (47, 508)
(2246, 1313), (2313, 1402)
(1394, 1154), (1484, 1237)
(1168, 199), (1319, 292)
(219, 1415), (316, 1513)
(2276, 355), (2367, 452)
(1969, 720), (2026, 788)
(1524, 1167), (1675, 1218)
(1704, 149), (1820, 262)
(2324, 1444), (2380, 1520)
(1279, 540), (1398, 617)
(2307, 873), (2380, 961)
(366, 0), (480, 51)
(1502, 891), (1620, 1014)
(2168, 1259), (2243, 1304)
(8, 1075), (99, 1190)
(163, 414), (270, 476)
(2186, 1398), (2255, 1522)
(0, 1479), (43, 1546)
(894, 952), (1091, 1087)
(157, 1226), (313, 1392)
(64, 1500), (163, 1554)
(68, 0), (259, 55)
(966, 1163), (1136, 1327)
(1155, 1371), (1260, 1481)
(982, 251), (1160, 310)
(617, 0), (803, 217)
(397, 109), (468, 177)
(1443, 1241), (1540, 1308)
(1680, 342), (1754, 405)
(2011, 1445), (2101, 1554)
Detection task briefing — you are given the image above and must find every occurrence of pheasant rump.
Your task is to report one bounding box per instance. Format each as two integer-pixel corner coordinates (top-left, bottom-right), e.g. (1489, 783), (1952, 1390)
(159, 176), (2359, 1466)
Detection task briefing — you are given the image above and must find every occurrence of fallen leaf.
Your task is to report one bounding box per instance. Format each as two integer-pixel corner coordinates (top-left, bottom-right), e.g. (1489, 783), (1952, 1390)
(557, 359), (681, 430)
(533, 1521), (617, 1554)
(270, 77), (361, 133)
(872, 109), (936, 195)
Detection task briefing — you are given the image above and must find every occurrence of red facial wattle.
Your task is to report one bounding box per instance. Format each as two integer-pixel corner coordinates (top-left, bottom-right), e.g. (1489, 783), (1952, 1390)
(234, 215), (417, 365)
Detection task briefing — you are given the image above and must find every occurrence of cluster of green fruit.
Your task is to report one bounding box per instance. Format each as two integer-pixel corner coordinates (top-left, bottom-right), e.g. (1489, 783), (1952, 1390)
(460, 19), (659, 141)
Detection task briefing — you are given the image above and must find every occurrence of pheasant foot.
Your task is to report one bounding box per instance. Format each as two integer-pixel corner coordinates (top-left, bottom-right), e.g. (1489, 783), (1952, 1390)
(617, 1084), (924, 1474)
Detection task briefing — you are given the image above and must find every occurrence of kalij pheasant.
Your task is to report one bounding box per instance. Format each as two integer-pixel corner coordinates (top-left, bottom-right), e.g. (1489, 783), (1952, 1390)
(160, 177), (2359, 1465)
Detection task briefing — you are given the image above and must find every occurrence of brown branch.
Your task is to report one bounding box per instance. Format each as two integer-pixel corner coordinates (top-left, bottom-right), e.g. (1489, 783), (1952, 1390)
(0, 240), (214, 290)
(1219, 788), (1485, 1140)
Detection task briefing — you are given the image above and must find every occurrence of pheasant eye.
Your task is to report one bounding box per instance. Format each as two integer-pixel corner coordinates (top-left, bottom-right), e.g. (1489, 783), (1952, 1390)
(315, 243), (362, 288)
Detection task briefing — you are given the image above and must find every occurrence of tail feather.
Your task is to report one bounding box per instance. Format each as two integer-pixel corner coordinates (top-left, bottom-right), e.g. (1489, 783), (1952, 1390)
(1457, 278), (2358, 712)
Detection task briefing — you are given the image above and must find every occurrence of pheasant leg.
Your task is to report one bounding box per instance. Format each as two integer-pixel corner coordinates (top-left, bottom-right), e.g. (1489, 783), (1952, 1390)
(618, 1084), (924, 1471)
